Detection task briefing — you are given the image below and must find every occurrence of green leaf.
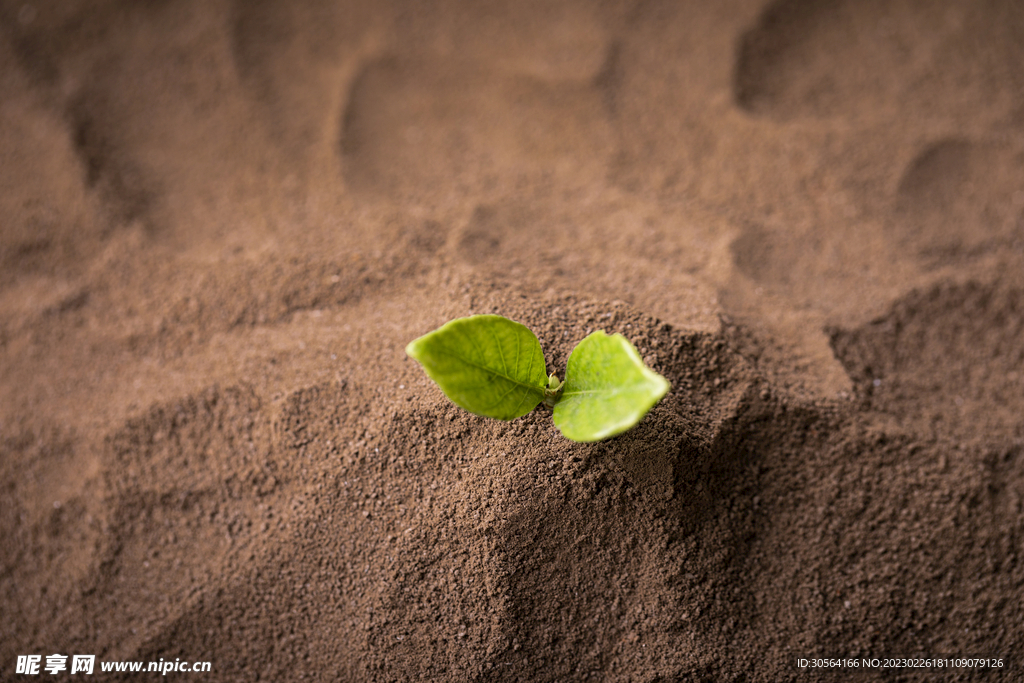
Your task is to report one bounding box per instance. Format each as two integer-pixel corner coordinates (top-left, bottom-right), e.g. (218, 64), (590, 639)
(553, 331), (670, 442)
(406, 315), (548, 420)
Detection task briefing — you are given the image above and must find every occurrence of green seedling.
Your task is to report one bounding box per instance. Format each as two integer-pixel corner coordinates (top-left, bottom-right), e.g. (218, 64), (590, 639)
(405, 314), (669, 442)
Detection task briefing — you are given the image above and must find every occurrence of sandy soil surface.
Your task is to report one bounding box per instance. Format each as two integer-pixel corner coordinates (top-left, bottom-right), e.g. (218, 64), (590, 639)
(2, 1), (1023, 680)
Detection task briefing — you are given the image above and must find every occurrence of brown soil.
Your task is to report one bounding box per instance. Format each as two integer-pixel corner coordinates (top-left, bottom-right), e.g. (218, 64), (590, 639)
(2, 1), (1023, 681)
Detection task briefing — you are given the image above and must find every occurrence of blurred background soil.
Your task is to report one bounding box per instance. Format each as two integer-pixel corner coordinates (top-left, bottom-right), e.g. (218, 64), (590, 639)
(2, 0), (1023, 680)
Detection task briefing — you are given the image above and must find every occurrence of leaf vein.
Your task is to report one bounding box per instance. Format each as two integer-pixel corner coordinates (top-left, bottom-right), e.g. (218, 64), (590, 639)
(489, 326), (509, 377)
(430, 348), (544, 392)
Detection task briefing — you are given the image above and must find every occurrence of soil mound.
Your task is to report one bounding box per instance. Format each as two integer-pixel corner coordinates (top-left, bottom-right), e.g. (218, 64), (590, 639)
(3, 0), (1023, 680)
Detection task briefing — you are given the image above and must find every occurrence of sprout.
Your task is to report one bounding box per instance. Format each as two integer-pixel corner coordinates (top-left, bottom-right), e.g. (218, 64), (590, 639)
(406, 315), (669, 442)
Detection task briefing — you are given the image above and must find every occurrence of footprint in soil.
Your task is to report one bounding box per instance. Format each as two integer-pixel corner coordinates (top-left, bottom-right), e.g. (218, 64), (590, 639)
(232, 0), (384, 174)
(892, 138), (1024, 269)
(734, 0), (1024, 123)
(337, 53), (614, 201)
(729, 222), (805, 289)
(829, 279), (1024, 442)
